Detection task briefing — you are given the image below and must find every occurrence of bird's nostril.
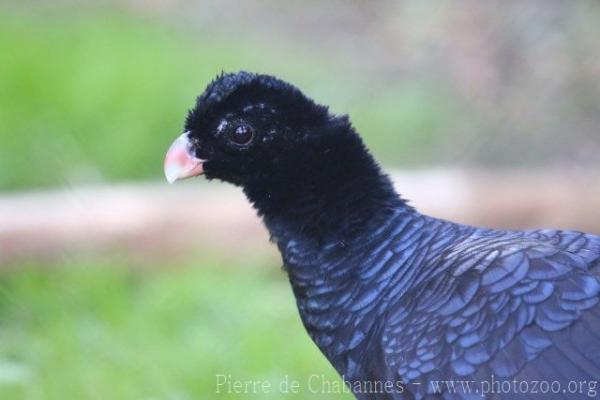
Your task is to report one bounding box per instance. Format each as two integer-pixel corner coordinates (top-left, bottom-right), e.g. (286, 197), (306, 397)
(195, 145), (211, 160)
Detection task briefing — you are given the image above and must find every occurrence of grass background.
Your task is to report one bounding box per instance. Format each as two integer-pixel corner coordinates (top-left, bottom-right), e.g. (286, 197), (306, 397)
(0, 9), (455, 190)
(0, 258), (352, 399)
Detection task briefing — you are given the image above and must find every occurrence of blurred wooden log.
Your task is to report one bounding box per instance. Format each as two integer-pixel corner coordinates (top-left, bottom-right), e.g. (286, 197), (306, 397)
(394, 169), (600, 233)
(1, 169), (598, 264)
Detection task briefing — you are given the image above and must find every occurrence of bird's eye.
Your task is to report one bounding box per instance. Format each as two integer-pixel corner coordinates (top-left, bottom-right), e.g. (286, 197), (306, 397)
(230, 124), (254, 146)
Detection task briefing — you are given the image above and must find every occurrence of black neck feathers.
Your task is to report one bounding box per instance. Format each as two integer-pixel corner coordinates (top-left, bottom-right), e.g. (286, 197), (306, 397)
(243, 118), (410, 243)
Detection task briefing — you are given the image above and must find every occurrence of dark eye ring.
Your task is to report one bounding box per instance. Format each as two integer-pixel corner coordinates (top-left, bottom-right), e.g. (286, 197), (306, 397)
(230, 124), (254, 146)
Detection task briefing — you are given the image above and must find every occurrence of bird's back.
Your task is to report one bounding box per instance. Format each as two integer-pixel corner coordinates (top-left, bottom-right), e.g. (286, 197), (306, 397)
(282, 209), (600, 399)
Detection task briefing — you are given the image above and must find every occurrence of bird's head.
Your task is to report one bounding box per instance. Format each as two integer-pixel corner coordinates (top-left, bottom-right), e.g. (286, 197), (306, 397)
(165, 71), (402, 236)
(164, 71), (336, 187)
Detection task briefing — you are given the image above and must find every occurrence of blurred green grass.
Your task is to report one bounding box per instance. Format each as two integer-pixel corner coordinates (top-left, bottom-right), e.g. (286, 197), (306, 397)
(0, 258), (352, 399)
(0, 8), (457, 190)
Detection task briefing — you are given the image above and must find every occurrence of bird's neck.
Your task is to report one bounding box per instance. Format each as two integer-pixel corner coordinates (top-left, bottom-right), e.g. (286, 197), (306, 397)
(240, 125), (417, 375)
(243, 125), (411, 244)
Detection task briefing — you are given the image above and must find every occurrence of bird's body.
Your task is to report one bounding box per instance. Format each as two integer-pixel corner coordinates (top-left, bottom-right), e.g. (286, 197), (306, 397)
(278, 208), (600, 399)
(164, 72), (600, 399)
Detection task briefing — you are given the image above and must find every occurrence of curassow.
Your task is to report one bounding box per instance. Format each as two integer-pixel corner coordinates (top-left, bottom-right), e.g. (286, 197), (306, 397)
(164, 72), (600, 399)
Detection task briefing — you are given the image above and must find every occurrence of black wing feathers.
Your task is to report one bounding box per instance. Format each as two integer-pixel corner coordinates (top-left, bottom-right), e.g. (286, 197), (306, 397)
(379, 227), (600, 399)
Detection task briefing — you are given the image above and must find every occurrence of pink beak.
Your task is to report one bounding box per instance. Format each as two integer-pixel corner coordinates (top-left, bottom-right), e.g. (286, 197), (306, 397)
(164, 131), (205, 183)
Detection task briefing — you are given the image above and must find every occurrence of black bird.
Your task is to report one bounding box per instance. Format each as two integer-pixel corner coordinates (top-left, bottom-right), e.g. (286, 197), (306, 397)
(164, 72), (600, 399)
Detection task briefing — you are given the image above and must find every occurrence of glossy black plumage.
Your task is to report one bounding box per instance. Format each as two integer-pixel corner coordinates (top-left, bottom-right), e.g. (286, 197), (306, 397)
(182, 72), (600, 399)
